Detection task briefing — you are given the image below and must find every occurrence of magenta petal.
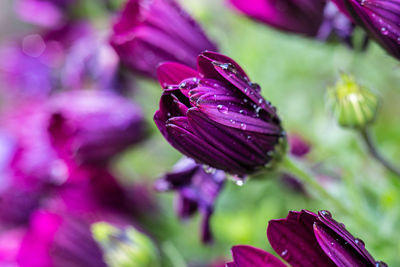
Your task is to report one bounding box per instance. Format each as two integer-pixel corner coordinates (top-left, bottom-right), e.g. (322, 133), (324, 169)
(157, 62), (199, 88)
(231, 245), (286, 267)
(267, 210), (336, 267)
(313, 222), (372, 267)
(197, 51), (248, 80)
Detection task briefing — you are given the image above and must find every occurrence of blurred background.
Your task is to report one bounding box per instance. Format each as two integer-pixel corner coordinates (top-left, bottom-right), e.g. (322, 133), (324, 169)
(1, 0), (400, 266)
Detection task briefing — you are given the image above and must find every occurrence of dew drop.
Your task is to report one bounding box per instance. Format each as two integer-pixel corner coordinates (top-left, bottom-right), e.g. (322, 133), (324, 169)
(240, 123), (247, 130)
(167, 112), (171, 117)
(217, 105), (229, 114)
(203, 165), (216, 174)
(354, 238), (365, 247)
(320, 210), (332, 218)
(381, 27), (389, 35)
(243, 98), (248, 103)
(375, 261), (388, 267)
(232, 175), (246, 186)
(239, 109), (245, 114)
(281, 249), (288, 257)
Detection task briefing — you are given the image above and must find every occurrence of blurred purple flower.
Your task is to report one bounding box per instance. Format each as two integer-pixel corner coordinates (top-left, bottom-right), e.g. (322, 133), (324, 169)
(0, 23), (92, 99)
(154, 51), (285, 176)
(155, 157), (225, 243)
(332, 0), (400, 60)
(228, 0), (354, 45)
(48, 90), (146, 165)
(110, 0), (218, 79)
(16, 210), (107, 267)
(228, 0), (325, 36)
(62, 30), (132, 93)
(227, 210), (387, 266)
(15, 0), (76, 28)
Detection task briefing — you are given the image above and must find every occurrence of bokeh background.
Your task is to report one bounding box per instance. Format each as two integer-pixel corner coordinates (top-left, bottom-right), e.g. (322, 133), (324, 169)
(1, 0), (400, 266)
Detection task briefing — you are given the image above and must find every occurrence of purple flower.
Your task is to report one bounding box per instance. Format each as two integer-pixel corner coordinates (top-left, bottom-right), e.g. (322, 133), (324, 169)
(228, 0), (354, 45)
(110, 0), (218, 79)
(61, 30), (132, 93)
(267, 210), (386, 267)
(48, 90), (146, 165)
(15, 210), (107, 267)
(15, 0), (76, 28)
(332, 0), (400, 60)
(227, 210), (387, 267)
(155, 157), (225, 243)
(0, 23), (92, 100)
(154, 51), (285, 176)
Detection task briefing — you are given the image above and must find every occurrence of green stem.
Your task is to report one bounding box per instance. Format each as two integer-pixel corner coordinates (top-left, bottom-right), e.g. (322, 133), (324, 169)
(360, 128), (400, 178)
(280, 155), (350, 215)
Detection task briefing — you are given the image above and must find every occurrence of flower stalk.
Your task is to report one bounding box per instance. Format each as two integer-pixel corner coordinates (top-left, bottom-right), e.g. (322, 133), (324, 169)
(279, 155), (350, 215)
(360, 128), (400, 178)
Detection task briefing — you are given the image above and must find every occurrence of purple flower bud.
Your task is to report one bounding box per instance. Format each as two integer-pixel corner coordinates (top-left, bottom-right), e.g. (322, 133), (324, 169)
(267, 210), (386, 267)
(333, 0), (400, 60)
(227, 210), (387, 266)
(154, 51), (285, 175)
(48, 90), (146, 165)
(288, 134), (311, 158)
(110, 0), (218, 79)
(155, 157), (225, 243)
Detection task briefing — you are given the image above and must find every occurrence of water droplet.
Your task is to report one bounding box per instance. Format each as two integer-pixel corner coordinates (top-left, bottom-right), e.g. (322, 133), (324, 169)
(320, 210), (332, 218)
(243, 98), (248, 103)
(232, 175), (246, 186)
(397, 37), (400, 44)
(230, 119), (236, 125)
(381, 27), (389, 35)
(258, 98), (264, 104)
(354, 238), (365, 247)
(247, 135), (252, 140)
(217, 105), (229, 114)
(239, 109), (245, 114)
(240, 123), (247, 130)
(375, 261), (388, 267)
(281, 249), (288, 257)
(167, 112), (171, 117)
(203, 165), (216, 174)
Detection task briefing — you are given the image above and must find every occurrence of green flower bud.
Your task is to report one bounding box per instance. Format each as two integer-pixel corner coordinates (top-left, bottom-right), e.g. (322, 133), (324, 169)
(92, 222), (160, 267)
(327, 74), (379, 129)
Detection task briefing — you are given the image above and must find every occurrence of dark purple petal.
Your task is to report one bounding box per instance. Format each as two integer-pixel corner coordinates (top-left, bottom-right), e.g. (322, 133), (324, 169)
(157, 62), (200, 88)
(228, 0), (326, 37)
(316, 210), (376, 265)
(226, 262), (237, 267)
(111, 0), (217, 78)
(267, 210), (337, 267)
(230, 245), (286, 267)
(198, 51), (248, 80)
(336, 0), (400, 60)
(313, 222), (374, 267)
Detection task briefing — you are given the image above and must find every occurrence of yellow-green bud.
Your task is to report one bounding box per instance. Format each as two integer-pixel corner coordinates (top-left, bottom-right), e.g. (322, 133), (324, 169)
(92, 222), (160, 267)
(327, 74), (379, 129)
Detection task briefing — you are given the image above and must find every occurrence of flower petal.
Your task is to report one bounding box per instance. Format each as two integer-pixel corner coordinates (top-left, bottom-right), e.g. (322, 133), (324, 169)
(313, 222), (373, 267)
(157, 62), (199, 88)
(267, 210), (336, 267)
(231, 245), (286, 267)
